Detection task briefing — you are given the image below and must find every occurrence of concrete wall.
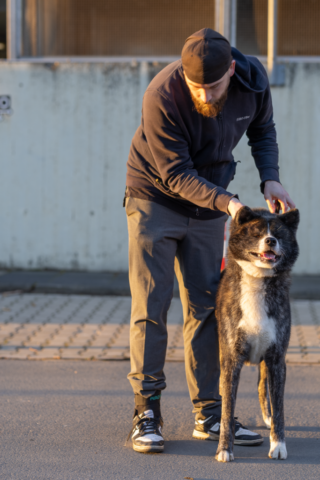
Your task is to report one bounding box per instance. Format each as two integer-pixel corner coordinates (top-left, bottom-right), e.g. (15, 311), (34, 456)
(232, 63), (320, 275)
(0, 61), (318, 273)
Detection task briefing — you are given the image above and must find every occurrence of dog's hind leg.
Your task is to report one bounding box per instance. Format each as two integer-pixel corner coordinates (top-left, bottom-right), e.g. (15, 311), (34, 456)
(215, 358), (243, 463)
(258, 360), (271, 429)
(265, 356), (287, 460)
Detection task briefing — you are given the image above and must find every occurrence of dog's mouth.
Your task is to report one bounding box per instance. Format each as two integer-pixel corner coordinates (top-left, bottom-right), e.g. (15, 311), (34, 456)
(249, 250), (281, 263)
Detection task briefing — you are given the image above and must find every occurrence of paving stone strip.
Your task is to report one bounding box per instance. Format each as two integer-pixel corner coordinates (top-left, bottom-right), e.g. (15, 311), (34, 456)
(0, 294), (319, 363)
(0, 296), (57, 351)
(310, 301), (320, 343)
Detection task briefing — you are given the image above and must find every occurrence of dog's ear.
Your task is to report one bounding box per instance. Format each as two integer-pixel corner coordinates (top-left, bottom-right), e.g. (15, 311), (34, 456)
(279, 208), (300, 233)
(234, 206), (259, 225)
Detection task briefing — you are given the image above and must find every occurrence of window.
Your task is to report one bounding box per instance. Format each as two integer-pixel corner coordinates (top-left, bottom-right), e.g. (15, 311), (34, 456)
(236, 0), (320, 56)
(5, 0), (319, 60)
(0, 0), (6, 58)
(21, 0), (216, 57)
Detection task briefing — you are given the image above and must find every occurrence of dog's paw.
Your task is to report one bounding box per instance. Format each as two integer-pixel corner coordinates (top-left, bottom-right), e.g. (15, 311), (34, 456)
(263, 415), (272, 429)
(268, 441), (287, 460)
(215, 450), (234, 463)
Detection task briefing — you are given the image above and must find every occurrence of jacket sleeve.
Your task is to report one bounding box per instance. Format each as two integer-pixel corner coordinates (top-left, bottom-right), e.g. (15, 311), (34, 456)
(246, 84), (280, 193)
(142, 90), (236, 214)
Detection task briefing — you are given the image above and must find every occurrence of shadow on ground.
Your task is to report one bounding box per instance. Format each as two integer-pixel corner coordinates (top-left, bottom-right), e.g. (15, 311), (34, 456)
(0, 360), (319, 480)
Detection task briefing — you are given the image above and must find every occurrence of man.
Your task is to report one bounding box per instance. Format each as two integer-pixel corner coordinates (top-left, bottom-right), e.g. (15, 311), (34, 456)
(124, 29), (295, 453)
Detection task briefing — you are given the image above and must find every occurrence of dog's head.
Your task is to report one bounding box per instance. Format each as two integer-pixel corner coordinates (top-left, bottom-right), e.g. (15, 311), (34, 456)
(228, 207), (299, 276)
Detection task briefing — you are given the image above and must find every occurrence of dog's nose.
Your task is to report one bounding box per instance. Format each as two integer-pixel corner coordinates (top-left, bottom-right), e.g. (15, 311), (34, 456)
(265, 237), (277, 247)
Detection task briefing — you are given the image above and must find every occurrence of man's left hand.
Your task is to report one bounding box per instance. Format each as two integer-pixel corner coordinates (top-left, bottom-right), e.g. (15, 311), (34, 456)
(264, 180), (296, 213)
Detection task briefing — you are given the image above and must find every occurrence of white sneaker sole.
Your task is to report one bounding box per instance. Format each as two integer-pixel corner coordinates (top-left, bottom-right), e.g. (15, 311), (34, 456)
(133, 443), (164, 453)
(192, 429), (219, 441)
(192, 429), (264, 446)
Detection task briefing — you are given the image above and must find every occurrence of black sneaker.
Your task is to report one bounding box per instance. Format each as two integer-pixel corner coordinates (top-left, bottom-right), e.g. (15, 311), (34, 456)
(234, 419), (263, 446)
(130, 409), (164, 453)
(193, 415), (263, 446)
(192, 414), (221, 441)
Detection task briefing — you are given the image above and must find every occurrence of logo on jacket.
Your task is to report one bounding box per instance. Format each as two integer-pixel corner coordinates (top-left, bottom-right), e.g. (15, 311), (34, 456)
(236, 116), (250, 121)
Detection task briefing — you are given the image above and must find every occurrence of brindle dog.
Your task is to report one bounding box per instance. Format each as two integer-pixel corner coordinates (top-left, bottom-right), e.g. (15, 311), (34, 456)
(215, 206), (299, 462)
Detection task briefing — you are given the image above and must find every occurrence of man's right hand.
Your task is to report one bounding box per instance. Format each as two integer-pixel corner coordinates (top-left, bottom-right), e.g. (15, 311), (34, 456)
(227, 198), (245, 219)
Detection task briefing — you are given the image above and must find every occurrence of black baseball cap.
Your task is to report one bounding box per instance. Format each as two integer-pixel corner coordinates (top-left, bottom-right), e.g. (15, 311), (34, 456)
(181, 28), (232, 84)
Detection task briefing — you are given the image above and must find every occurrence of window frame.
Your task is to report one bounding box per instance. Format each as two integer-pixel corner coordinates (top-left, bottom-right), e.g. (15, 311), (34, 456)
(4, 0), (320, 66)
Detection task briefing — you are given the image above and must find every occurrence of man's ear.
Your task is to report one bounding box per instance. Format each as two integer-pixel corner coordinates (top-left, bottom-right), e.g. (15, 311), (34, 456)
(279, 209), (300, 233)
(229, 59), (236, 77)
(234, 206), (259, 225)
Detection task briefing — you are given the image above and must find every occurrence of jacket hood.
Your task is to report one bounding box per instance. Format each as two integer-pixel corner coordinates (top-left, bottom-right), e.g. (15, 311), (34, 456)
(232, 47), (269, 93)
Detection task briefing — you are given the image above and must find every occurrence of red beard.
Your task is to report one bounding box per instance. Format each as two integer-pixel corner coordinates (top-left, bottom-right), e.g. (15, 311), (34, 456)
(190, 86), (228, 118)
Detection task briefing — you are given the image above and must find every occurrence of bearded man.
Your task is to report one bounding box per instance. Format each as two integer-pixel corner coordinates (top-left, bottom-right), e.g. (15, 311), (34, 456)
(124, 28), (295, 453)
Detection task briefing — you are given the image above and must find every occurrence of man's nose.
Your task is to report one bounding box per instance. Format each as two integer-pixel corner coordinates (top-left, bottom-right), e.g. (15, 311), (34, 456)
(199, 89), (211, 103)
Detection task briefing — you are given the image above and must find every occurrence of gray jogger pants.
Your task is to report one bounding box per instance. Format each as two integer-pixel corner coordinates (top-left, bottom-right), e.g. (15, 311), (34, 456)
(126, 197), (227, 419)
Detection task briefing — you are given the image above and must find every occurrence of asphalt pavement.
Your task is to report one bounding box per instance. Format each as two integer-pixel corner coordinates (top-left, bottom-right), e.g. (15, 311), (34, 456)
(0, 360), (319, 480)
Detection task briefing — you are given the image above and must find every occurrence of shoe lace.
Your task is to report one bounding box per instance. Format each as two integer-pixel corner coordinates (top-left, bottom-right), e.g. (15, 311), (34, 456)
(124, 415), (162, 447)
(139, 417), (159, 435)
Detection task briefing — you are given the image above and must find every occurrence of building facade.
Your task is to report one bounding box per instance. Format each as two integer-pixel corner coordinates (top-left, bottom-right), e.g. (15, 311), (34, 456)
(0, 1), (319, 274)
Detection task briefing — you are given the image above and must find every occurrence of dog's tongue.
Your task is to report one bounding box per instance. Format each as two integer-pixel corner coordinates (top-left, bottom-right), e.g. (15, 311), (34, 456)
(261, 252), (276, 260)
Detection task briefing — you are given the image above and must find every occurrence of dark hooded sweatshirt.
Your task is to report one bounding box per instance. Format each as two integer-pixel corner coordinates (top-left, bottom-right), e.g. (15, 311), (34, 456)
(125, 47), (280, 220)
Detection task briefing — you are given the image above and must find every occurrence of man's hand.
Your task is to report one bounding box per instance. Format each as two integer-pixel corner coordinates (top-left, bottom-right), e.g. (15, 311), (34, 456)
(264, 181), (296, 213)
(228, 198), (245, 219)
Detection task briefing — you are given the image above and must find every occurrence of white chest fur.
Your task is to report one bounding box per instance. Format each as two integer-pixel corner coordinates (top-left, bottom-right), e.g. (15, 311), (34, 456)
(238, 271), (276, 364)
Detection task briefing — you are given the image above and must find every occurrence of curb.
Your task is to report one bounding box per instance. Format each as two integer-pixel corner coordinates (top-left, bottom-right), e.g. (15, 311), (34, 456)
(0, 271), (319, 299)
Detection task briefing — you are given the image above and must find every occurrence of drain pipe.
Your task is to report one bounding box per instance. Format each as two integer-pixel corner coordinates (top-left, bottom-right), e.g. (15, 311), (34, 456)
(268, 0), (285, 86)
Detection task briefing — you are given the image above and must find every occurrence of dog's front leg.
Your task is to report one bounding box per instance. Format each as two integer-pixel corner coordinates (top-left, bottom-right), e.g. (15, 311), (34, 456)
(258, 360), (271, 428)
(215, 359), (242, 463)
(265, 356), (287, 460)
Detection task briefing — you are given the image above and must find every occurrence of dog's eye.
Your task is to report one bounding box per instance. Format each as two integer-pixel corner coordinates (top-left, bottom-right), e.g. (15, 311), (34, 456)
(270, 226), (282, 236)
(250, 228), (263, 237)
